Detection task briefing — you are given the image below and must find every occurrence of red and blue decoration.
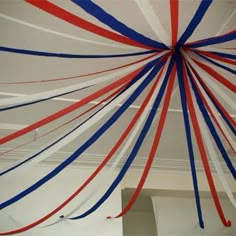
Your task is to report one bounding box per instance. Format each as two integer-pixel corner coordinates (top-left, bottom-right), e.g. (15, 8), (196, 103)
(0, 0), (235, 234)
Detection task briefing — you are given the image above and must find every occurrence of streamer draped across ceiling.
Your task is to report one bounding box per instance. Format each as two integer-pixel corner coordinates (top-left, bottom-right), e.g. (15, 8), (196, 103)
(0, 0), (235, 234)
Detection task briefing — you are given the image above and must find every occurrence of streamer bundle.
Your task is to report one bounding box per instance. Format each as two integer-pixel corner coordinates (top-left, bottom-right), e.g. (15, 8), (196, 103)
(0, 0), (235, 234)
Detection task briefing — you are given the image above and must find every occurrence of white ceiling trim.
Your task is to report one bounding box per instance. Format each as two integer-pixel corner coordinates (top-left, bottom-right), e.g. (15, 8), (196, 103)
(0, 148), (234, 174)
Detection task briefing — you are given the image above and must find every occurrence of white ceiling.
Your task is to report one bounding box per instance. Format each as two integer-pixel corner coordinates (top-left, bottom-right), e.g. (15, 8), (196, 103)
(0, 0), (235, 172)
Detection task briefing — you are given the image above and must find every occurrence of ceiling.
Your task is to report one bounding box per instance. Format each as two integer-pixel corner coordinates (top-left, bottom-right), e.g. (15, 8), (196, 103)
(0, 0), (235, 172)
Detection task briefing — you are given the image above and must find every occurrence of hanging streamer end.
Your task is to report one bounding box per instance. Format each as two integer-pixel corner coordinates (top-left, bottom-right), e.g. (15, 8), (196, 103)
(199, 221), (204, 229)
(225, 220), (231, 227)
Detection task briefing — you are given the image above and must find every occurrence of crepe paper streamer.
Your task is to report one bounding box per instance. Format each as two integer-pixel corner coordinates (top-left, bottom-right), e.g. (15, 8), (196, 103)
(188, 78), (234, 227)
(186, 30), (236, 48)
(68, 56), (175, 220)
(186, 69), (236, 180)
(187, 62), (236, 137)
(135, 0), (170, 46)
(0, 13), (132, 49)
(195, 52), (236, 75)
(183, 47), (236, 65)
(0, 81), (131, 177)
(0, 59), (166, 211)
(0, 62), (162, 235)
(184, 54), (236, 129)
(25, 0), (154, 50)
(187, 68), (236, 208)
(192, 96), (236, 212)
(0, 52), (161, 108)
(216, 9), (236, 36)
(57, 62), (168, 223)
(0, 81), (128, 157)
(196, 111), (236, 208)
(0, 66), (142, 144)
(107, 57), (176, 219)
(0, 52), (159, 85)
(0, 46), (157, 59)
(182, 57), (236, 135)
(182, 52), (235, 110)
(185, 52), (236, 140)
(190, 48), (236, 65)
(0, 63), (166, 235)
(193, 47), (236, 53)
(184, 62), (235, 152)
(182, 59), (232, 227)
(194, 49), (236, 68)
(176, 54), (204, 228)
(169, 0), (178, 47)
(0, 55), (169, 146)
(176, 0), (212, 48)
(0, 55), (153, 109)
(212, 51), (236, 60)
(0, 85), (92, 112)
(186, 59), (236, 142)
(192, 58), (236, 92)
(0, 62), (155, 177)
(72, 0), (168, 50)
(0, 0), (235, 232)
(0, 63), (164, 235)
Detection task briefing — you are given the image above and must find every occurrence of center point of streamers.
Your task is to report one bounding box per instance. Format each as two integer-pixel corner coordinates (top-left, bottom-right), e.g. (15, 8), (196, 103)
(171, 45), (181, 54)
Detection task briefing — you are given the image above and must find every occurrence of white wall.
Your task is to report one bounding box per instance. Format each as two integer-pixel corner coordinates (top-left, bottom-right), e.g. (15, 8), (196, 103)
(0, 164), (122, 236)
(122, 192), (157, 236)
(152, 195), (236, 236)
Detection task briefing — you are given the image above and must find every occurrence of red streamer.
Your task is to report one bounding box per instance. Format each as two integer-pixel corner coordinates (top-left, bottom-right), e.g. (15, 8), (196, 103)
(185, 30), (236, 46)
(25, 0), (155, 50)
(0, 65), (167, 235)
(0, 53), (159, 85)
(193, 49), (236, 66)
(0, 82), (129, 157)
(0, 66), (145, 145)
(170, 0), (179, 47)
(182, 63), (231, 227)
(188, 62), (236, 129)
(186, 63), (235, 153)
(192, 58), (236, 92)
(108, 61), (176, 218)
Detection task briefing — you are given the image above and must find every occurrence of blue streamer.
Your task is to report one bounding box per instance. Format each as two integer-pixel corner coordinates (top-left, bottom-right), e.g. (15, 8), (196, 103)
(176, 53), (204, 228)
(0, 55), (166, 176)
(212, 51), (236, 60)
(0, 52), (166, 112)
(71, 0), (168, 50)
(186, 65), (236, 179)
(68, 55), (176, 220)
(176, 0), (212, 48)
(0, 57), (165, 210)
(0, 82), (128, 176)
(195, 52), (236, 75)
(186, 31), (236, 48)
(0, 46), (157, 58)
(188, 64), (236, 135)
(0, 86), (91, 112)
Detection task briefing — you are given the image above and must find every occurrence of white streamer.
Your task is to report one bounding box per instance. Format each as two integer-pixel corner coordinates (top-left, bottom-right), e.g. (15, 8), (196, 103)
(182, 51), (235, 110)
(194, 47), (236, 54)
(0, 52), (164, 108)
(182, 50), (235, 150)
(43, 58), (169, 225)
(216, 9), (236, 36)
(0, 67), (149, 177)
(189, 81), (236, 208)
(0, 13), (131, 49)
(135, 0), (170, 46)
